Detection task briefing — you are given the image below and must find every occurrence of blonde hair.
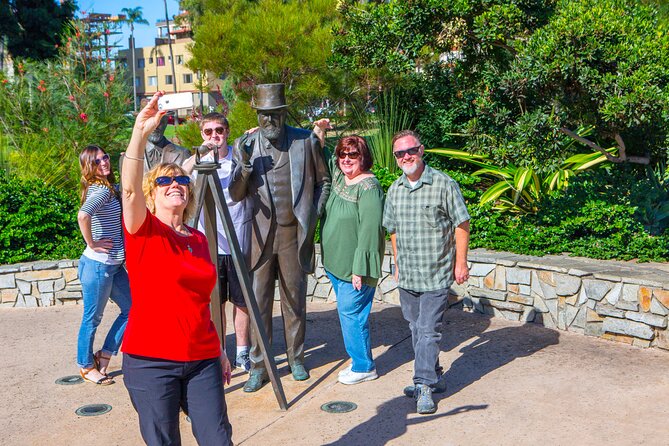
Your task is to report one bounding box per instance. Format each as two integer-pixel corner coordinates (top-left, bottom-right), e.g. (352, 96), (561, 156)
(143, 163), (196, 222)
(79, 145), (116, 205)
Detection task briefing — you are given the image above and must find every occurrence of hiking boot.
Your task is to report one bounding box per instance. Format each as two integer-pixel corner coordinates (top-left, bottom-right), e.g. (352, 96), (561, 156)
(235, 350), (251, 372)
(415, 384), (436, 414)
(403, 374), (447, 397)
(243, 370), (269, 393)
(338, 369), (378, 385)
(290, 362), (309, 381)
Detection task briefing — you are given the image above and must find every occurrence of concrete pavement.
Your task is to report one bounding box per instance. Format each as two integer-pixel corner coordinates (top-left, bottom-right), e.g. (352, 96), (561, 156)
(1, 301), (668, 445)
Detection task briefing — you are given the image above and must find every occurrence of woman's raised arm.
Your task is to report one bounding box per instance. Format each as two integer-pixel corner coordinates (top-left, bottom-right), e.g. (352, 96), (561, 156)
(122, 92), (166, 234)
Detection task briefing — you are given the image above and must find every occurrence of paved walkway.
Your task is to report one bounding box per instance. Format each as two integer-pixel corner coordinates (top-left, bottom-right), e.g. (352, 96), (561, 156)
(2, 302), (668, 445)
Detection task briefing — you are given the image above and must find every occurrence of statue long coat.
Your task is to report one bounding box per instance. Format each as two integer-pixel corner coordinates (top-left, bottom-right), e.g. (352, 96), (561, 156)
(229, 126), (331, 274)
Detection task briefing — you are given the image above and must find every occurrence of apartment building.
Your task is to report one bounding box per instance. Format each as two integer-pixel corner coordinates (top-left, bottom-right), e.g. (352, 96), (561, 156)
(117, 13), (225, 116)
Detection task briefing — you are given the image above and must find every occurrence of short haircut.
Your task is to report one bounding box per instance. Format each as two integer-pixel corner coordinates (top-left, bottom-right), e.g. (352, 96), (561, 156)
(200, 112), (229, 130)
(391, 129), (421, 148)
(334, 135), (373, 172)
(143, 162), (196, 222)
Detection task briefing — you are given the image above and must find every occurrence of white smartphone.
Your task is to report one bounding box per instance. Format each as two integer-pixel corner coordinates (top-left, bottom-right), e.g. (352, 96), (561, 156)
(157, 92), (193, 111)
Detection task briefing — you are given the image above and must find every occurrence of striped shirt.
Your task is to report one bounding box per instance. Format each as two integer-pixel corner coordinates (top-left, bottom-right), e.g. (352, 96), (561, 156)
(383, 164), (470, 292)
(80, 183), (125, 264)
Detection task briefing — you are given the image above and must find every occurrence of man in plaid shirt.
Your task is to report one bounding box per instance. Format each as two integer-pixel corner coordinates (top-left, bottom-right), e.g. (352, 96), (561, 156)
(383, 130), (471, 414)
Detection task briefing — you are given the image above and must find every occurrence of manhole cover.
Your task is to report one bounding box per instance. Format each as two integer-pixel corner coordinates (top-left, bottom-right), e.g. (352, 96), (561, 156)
(321, 401), (357, 413)
(75, 404), (112, 417)
(55, 375), (83, 385)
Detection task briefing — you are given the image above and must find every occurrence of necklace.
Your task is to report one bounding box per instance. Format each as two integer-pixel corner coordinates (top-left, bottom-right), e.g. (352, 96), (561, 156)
(170, 222), (193, 254)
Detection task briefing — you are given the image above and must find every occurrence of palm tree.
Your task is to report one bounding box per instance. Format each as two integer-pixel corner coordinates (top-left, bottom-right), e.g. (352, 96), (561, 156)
(121, 7), (149, 112)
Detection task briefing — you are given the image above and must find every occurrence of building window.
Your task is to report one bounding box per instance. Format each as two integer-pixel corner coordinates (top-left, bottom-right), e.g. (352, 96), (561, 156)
(134, 77), (141, 88)
(137, 58), (145, 68)
(157, 57), (165, 66)
(176, 55), (184, 65)
(149, 57), (153, 64)
(183, 73), (192, 84)
(148, 76), (157, 86)
(165, 75), (173, 85)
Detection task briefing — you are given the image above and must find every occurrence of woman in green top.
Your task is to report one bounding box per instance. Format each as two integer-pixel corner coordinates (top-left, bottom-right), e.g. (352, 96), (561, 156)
(317, 128), (385, 385)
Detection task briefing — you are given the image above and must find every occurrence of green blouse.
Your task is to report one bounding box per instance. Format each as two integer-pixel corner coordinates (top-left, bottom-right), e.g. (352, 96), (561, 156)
(321, 159), (385, 288)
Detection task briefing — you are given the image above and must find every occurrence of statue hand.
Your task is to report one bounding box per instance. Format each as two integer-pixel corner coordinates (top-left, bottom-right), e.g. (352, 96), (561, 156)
(235, 133), (253, 165)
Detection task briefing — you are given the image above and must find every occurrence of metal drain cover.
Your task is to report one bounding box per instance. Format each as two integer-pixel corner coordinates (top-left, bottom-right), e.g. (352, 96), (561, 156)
(55, 375), (83, 385)
(321, 401), (357, 413)
(75, 404), (112, 417)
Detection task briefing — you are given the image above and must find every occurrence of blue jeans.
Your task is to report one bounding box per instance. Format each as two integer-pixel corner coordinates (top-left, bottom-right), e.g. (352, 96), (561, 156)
(76, 255), (132, 368)
(327, 271), (376, 373)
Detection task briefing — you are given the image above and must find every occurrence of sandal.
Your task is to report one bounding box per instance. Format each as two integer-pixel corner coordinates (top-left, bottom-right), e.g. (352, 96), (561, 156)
(80, 367), (115, 386)
(94, 350), (112, 376)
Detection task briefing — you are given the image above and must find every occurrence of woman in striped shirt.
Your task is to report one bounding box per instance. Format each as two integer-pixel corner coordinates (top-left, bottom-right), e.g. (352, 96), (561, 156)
(76, 145), (131, 385)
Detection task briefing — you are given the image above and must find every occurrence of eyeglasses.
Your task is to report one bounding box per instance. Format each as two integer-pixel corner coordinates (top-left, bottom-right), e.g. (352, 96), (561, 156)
(155, 175), (191, 187)
(202, 127), (227, 136)
(393, 146), (421, 159)
(338, 151), (361, 160)
(94, 154), (110, 165)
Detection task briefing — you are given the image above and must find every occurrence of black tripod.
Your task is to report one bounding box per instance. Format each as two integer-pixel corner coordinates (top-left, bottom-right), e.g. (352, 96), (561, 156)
(191, 155), (288, 410)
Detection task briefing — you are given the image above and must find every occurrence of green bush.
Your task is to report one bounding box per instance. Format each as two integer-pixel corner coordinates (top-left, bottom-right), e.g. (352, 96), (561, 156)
(0, 172), (83, 264)
(469, 169), (669, 261)
(174, 120), (204, 151)
(227, 100), (258, 141)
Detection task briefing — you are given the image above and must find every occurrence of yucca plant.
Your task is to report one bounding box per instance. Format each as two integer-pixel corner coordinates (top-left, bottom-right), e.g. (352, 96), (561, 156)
(354, 90), (411, 173)
(428, 126), (615, 213)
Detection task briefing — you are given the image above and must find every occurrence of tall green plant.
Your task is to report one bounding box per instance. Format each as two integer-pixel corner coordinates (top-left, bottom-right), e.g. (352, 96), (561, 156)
(355, 90), (411, 173)
(429, 127), (615, 213)
(0, 21), (132, 191)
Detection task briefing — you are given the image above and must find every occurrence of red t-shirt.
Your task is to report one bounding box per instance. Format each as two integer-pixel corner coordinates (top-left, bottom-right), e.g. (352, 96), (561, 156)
(122, 211), (221, 361)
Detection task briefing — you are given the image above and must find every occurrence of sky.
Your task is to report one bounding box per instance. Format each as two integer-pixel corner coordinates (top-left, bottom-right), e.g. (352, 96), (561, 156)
(76, 0), (182, 50)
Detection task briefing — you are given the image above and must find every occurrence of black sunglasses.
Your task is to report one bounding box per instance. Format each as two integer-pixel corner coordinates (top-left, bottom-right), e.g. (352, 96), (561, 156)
(94, 154), (110, 165)
(393, 146), (421, 159)
(155, 175), (191, 187)
(338, 151), (361, 160)
(203, 127), (227, 136)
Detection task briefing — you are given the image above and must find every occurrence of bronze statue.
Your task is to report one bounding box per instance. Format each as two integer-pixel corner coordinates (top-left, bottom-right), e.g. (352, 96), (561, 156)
(229, 83), (331, 392)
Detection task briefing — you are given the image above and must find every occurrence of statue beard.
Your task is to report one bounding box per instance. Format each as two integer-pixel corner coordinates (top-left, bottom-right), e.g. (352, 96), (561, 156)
(260, 125), (282, 142)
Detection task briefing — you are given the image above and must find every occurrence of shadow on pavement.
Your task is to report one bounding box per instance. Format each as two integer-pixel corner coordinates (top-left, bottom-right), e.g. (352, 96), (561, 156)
(323, 396), (488, 446)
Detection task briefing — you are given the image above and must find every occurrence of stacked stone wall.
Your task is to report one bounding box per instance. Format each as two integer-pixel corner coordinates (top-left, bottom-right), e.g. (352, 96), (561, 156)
(0, 261), (81, 307)
(2, 249), (668, 350)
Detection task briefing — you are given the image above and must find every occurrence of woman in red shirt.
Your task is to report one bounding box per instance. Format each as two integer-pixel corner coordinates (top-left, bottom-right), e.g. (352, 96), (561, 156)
(121, 92), (232, 446)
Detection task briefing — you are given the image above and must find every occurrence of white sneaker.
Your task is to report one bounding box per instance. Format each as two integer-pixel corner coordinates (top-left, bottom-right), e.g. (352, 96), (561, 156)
(338, 365), (352, 378)
(338, 369), (378, 385)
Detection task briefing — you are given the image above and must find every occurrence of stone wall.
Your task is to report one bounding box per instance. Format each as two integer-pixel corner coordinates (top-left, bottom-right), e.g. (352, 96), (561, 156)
(310, 247), (669, 351)
(2, 249), (668, 350)
(0, 261), (81, 307)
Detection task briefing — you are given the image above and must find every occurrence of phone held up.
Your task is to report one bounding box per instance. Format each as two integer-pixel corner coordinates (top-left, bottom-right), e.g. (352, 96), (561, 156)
(157, 92), (194, 111)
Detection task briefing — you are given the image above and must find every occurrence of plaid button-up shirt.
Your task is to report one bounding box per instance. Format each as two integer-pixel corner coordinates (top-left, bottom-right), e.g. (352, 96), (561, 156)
(383, 164), (470, 292)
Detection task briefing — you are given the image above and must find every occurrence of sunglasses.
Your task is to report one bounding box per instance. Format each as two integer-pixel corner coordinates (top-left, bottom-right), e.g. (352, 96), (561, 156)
(202, 127), (227, 136)
(94, 154), (110, 165)
(393, 146), (421, 159)
(338, 151), (361, 160)
(155, 175), (191, 187)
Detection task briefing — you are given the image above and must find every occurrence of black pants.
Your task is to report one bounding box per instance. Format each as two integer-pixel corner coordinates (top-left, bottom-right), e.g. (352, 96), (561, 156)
(123, 354), (233, 446)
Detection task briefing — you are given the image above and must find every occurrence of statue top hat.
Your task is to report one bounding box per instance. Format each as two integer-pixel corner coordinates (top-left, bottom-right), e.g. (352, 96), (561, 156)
(252, 83), (288, 111)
